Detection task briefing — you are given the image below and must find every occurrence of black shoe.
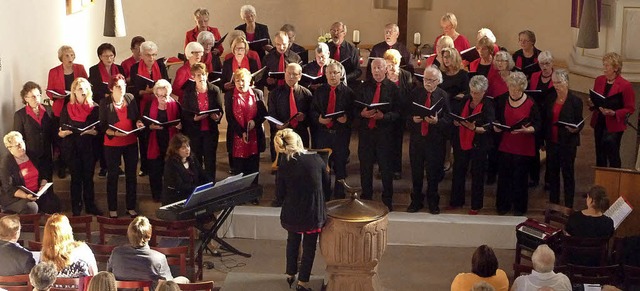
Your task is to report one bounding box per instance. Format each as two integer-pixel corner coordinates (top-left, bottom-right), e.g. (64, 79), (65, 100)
(374, 171), (382, 180)
(393, 172), (401, 180)
(296, 285), (312, 291)
(429, 206), (440, 215)
(271, 200), (283, 207)
(406, 203), (423, 213)
(86, 206), (104, 216)
(286, 276), (295, 288)
(98, 168), (107, 178)
(57, 166), (66, 179)
(486, 175), (496, 185)
(251, 199), (260, 205)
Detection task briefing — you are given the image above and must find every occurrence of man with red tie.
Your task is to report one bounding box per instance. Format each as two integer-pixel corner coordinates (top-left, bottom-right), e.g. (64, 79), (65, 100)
(261, 31), (301, 92)
(366, 23), (412, 79)
(310, 62), (354, 200)
(355, 58), (400, 211)
(327, 22), (361, 86)
(269, 63), (313, 206)
(407, 66), (451, 214)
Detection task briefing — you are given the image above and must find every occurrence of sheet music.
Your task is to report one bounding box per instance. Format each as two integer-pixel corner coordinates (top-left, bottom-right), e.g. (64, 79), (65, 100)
(215, 173), (244, 187)
(604, 196), (633, 229)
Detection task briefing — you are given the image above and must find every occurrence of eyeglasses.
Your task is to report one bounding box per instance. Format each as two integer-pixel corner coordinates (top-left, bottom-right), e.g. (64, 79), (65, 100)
(424, 78), (439, 84)
(6, 143), (23, 150)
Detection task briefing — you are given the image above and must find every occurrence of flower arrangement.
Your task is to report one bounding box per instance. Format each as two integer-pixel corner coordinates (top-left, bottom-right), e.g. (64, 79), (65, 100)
(317, 32), (332, 43)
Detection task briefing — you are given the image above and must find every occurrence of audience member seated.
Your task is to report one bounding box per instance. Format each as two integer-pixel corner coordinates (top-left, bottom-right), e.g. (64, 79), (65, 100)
(511, 244), (571, 291)
(155, 280), (181, 291)
(107, 216), (189, 290)
(0, 215), (36, 276)
(1, 131), (55, 214)
(29, 262), (58, 291)
(472, 281), (496, 291)
(41, 213), (98, 277)
(450, 245), (509, 291)
(235, 4), (272, 60)
(87, 271), (117, 291)
(565, 185), (614, 238)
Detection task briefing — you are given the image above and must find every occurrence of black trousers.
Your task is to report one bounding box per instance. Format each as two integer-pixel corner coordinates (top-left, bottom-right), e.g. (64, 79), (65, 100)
(594, 122), (624, 168)
(358, 127), (394, 206)
(94, 137), (107, 170)
(486, 133), (500, 181)
(147, 158), (165, 201)
(234, 154), (260, 176)
(190, 130), (219, 181)
(409, 133), (446, 209)
(105, 143), (138, 211)
(66, 140), (97, 215)
(286, 231), (319, 283)
(138, 133), (149, 173)
(451, 146), (487, 210)
(390, 120), (405, 173)
(496, 152), (531, 214)
(546, 143), (577, 208)
(314, 128), (350, 199)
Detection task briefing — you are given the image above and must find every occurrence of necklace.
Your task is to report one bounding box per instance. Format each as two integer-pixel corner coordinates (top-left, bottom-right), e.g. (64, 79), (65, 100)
(509, 93), (524, 102)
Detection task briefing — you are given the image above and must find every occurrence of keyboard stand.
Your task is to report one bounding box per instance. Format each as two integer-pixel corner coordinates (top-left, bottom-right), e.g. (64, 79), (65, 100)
(197, 206), (251, 259)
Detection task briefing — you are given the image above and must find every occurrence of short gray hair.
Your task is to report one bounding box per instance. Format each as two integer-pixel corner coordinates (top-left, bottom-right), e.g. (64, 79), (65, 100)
(532, 244), (556, 273)
(552, 69), (570, 85)
(185, 41), (204, 56)
(494, 51), (515, 71)
(315, 42), (329, 55)
(538, 51), (553, 64)
(477, 28), (496, 43)
(286, 63), (302, 74)
(469, 75), (489, 92)
(326, 61), (345, 77)
(197, 31), (215, 45)
(30, 262), (57, 291)
(140, 41), (158, 54)
(423, 65), (443, 84)
(471, 281), (496, 291)
(153, 79), (172, 96)
(507, 71), (528, 91)
(3, 131), (24, 148)
(240, 4), (256, 18)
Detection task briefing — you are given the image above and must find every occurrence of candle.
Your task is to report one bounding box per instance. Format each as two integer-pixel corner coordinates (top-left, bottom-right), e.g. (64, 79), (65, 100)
(417, 59), (421, 66)
(359, 57), (364, 64)
(353, 30), (360, 43)
(414, 32), (421, 45)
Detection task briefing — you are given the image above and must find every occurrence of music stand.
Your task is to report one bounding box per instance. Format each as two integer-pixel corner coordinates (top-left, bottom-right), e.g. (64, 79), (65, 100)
(195, 172), (259, 260)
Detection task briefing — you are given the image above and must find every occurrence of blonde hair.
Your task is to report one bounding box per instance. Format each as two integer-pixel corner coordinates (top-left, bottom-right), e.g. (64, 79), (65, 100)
(3, 131), (24, 148)
(231, 37), (249, 54)
(441, 12), (458, 29)
(193, 8), (209, 19)
(155, 281), (181, 291)
(273, 129), (305, 161)
(440, 47), (463, 73)
(228, 30), (247, 47)
(383, 49), (402, 65)
(41, 214), (83, 272)
(69, 77), (95, 105)
(153, 79), (173, 96)
(0, 215), (20, 241)
(87, 271), (117, 291)
(436, 35), (454, 50)
(57, 45), (75, 62)
(603, 52), (623, 75)
(233, 68), (252, 82)
(127, 216), (152, 247)
(190, 62), (207, 75)
(476, 36), (495, 56)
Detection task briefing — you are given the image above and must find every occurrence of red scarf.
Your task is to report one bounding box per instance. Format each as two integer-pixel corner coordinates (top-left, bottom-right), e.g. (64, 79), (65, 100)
(232, 56), (250, 72)
(197, 91), (210, 131)
(326, 86), (337, 129)
(202, 53), (213, 73)
(137, 60), (162, 111)
(99, 62), (120, 83)
(232, 88), (258, 158)
(147, 97), (179, 159)
(459, 99), (483, 150)
(26, 104), (45, 125)
(421, 92), (431, 136)
(368, 83), (381, 129)
(67, 101), (94, 122)
(288, 87), (299, 128)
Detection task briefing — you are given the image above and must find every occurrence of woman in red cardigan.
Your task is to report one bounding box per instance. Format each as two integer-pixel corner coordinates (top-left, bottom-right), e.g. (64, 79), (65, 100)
(46, 45), (88, 179)
(589, 52), (636, 168)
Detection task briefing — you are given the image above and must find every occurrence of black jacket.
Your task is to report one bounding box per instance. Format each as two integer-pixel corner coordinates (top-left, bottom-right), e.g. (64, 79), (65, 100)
(88, 63), (124, 104)
(310, 83), (355, 132)
(407, 86), (452, 141)
(235, 23), (272, 60)
(99, 93), (140, 136)
(327, 41), (361, 83)
(544, 91), (583, 147)
(450, 95), (496, 151)
(267, 84), (312, 131)
(59, 102), (100, 158)
(129, 60), (169, 99)
(181, 83), (224, 137)
(278, 152), (328, 232)
(0, 239), (36, 276)
(162, 156), (209, 205)
(260, 48), (301, 91)
(13, 106), (54, 179)
(221, 57), (259, 91)
(354, 79), (400, 131)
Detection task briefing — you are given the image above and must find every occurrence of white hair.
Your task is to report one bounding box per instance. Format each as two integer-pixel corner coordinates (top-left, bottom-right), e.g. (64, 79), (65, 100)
(153, 79), (172, 96)
(532, 244), (556, 273)
(140, 41), (158, 53)
(240, 5), (256, 19)
(185, 41), (204, 56)
(477, 28), (496, 43)
(424, 65), (443, 84)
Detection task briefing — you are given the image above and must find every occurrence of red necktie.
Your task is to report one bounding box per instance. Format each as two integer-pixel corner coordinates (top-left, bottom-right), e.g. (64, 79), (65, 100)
(326, 86), (336, 128)
(277, 53), (285, 86)
(334, 45), (341, 61)
(317, 65), (323, 77)
(368, 83), (382, 129)
(288, 87), (298, 128)
(421, 92), (432, 136)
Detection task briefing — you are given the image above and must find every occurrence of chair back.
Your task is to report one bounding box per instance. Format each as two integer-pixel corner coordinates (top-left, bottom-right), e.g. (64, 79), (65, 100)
(47, 214), (93, 243)
(116, 280), (152, 291)
(26, 240), (42, 251)
(50, 277), (81, 291)
(568, 264), (620, 285)
(544, 203), (573, 229)
(87, 243), (117, 264)
(148, 218), (197, 278)
(97, 216), (133, 245)
(0, 213), (42, 242)
(560, 236), (611, 266)
(176, 281), (215, 291)
(624, 264), (640, 290)
(0, 274), (31, 291)
(151, 246), (188, 279)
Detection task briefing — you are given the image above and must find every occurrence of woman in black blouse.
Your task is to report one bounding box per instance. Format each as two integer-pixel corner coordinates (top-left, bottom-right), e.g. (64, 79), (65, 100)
(235, 4), (272, 60)
(274, 129), (328, 291)
(162, 134), (209, 205)
(544, 69), (583, 208)
(566, 185), (614, 238)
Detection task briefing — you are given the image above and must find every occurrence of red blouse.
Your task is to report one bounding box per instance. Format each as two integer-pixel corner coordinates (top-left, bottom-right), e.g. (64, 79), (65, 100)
(232, 89), (258, 158)
(46, 64), (88, 117)
(499, 98), (536, 157)
(197, 92), (210, 131)
(19, 160), (39, 192)
(551, 102), (564, 144)
(104, 104), (137, 147)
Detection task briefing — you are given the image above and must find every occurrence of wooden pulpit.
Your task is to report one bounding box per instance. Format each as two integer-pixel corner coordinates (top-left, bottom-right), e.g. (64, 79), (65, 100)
(593, 167), (640, 237)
